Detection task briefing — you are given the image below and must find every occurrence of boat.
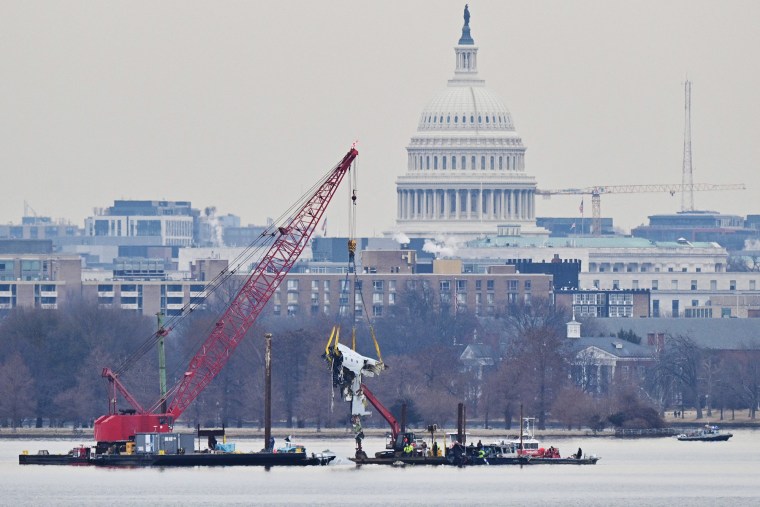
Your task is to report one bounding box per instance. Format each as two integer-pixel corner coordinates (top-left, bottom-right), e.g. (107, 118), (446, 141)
(489, 417), (601, 465)
(677, 424), (733, 442)
(18, 446), (92, 466)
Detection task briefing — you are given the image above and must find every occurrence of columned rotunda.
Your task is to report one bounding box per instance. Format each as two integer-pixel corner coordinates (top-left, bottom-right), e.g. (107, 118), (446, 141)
(395, 7), (544, 239)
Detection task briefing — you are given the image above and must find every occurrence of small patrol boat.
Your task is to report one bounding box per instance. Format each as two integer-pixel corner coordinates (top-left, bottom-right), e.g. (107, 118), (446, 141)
(677, 424), (733, 442)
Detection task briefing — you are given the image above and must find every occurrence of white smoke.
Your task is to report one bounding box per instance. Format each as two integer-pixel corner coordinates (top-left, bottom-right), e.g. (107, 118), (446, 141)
(422, 235), (459, 258)
(204, 206), (224, 248)
(393, 232), (411, 245)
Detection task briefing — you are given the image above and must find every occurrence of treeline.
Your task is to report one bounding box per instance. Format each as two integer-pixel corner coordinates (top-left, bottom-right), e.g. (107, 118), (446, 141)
(1, 289), (758, 432)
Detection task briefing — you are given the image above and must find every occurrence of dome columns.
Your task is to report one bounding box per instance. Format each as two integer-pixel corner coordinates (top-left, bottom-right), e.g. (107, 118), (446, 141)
(397, 187), (535, 223)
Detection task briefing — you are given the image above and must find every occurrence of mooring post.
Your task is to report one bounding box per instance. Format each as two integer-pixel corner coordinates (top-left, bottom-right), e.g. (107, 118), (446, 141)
(264, 333), (272, 452)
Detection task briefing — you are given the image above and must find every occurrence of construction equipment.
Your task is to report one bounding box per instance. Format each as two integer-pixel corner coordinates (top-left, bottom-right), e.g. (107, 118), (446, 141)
(536, 182), (745, 236)
(93, 147), (358, 446)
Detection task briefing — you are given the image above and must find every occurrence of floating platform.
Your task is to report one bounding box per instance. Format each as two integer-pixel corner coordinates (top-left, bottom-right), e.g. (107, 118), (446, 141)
(349, 453), (597, 466)
(20, 451), (335, 467)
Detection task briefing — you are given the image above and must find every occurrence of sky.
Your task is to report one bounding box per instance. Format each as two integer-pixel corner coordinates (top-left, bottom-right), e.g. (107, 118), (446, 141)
(2, 0), (759, 237)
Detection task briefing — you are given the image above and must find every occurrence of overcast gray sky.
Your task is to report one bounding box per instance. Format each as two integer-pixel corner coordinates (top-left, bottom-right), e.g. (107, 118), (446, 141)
(2, 0), (758, 237)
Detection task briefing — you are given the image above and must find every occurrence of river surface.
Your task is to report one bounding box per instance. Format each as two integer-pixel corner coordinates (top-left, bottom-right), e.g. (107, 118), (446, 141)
(2, 430), (759, 506)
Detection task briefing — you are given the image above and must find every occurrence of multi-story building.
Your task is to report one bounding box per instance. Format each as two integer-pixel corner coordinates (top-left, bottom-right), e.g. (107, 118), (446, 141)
(0, 216), (81, 242)
(579, 270), (760, 318)
(272, 252), (553, 318)
(459, 236), (728, 274)
(632, 211), (758, 251)
(85, 200), (197, 247)
(0, 254), (81, 311)
(555, 288), (651, 318)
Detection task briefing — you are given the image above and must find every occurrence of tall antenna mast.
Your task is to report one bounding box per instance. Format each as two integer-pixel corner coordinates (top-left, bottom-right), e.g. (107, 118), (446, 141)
(681, 79), (694, 212)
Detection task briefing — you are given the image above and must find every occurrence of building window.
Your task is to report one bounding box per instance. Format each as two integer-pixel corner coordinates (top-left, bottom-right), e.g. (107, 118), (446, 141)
(440, 280), (451, 292)
(710, 280), (717, 290)
(373, 306), (383, 317)
(487, 280), (494, 291)
(751, 280), (756, 291)
(671, 280), (678, 290)
(524, 280), (531, 291)
(653, 299), (660, 317)
(612, 280), (620, 290)
(475, 280), (482, 290)
(373, 280), (384, 292)
(311, 280), (319, 291)
(632, 280), (639, 290)
(691, 280), (697, 291)
(672, 300), (679, 318)
(372, 293), (383, 305)
(287, 280), (298, 291)
(730, 280), (736, 291)
(388, 293), (396, 305)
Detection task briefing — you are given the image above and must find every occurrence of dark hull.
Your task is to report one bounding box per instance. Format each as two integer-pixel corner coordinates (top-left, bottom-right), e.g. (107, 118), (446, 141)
(529, 457), (601, 465)
(351, 455), (450, 466)
(20, 452), (335, 467)
(677, 434), (732, 442)
(18, 454), (90, 466)
(349, 454), (596, 466)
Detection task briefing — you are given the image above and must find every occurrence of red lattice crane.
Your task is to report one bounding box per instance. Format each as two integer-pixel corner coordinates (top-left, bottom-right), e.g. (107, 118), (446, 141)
(94, 147), (358, 444)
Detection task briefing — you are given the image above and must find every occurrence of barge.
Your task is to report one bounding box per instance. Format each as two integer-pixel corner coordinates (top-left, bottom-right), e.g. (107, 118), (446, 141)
(19, 430), (335, 467)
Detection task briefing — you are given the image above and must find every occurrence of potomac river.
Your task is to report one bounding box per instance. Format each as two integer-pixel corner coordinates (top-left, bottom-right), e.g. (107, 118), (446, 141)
(2, 429), (759, 506)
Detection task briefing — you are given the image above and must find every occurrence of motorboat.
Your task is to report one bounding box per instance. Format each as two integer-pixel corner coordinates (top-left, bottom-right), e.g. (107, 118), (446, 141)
(677, 424), (733, 442)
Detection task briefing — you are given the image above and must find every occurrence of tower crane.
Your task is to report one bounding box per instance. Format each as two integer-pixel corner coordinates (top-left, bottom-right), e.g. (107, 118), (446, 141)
(536, 183), (745, 236)
(93, 147), (358, 446)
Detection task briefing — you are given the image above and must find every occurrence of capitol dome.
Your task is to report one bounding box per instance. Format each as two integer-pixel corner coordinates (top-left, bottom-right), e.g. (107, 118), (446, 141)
(395, 6), (544, 239)
(417, 86), (516, 133)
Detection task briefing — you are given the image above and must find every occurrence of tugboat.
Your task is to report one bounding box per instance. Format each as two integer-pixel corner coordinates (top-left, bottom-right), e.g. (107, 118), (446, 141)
(677, 424), (733, 442)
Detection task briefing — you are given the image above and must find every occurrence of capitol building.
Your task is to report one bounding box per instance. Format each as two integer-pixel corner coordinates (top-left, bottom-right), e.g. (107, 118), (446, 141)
(395, 7), (545, 239)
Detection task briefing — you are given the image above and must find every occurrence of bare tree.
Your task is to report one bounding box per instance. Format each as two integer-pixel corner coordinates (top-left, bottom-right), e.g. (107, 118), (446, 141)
(501, 298), (570, 429)
(0, 353), (36, 429)
(650, 334), (704, 419)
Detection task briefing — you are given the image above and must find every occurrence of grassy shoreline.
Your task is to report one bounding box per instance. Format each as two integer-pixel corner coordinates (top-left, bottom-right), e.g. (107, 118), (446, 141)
(3, 410), (757, 440)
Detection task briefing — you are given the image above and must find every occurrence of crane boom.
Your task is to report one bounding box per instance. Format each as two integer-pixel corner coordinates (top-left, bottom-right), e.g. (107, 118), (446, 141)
(536, 182), (745, 236)
(536, 182), (745, 196)
(94, 147), (358, 443)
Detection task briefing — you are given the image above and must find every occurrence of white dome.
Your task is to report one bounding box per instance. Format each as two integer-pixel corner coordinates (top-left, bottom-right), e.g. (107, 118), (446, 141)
(417, 86), (516, 132)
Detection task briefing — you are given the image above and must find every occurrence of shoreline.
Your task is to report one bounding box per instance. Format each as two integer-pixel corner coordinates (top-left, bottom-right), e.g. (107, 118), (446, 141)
(3, 413), (758, 440)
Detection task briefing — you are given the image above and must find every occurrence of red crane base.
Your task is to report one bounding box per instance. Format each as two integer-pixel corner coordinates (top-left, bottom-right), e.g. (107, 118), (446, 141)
(94, 414), (173, 443)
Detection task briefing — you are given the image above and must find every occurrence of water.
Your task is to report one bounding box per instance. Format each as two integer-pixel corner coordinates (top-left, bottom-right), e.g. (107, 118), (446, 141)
(2, 430), (760, 506)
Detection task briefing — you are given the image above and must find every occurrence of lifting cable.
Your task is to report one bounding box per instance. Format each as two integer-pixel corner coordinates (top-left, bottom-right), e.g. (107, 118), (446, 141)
(333, 156), (384, 363)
